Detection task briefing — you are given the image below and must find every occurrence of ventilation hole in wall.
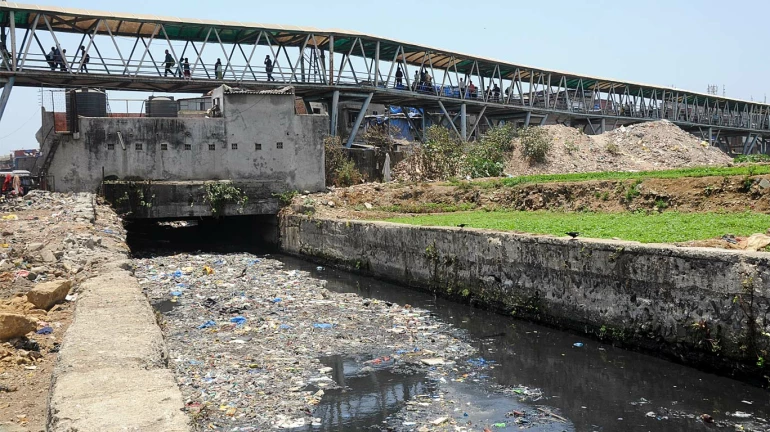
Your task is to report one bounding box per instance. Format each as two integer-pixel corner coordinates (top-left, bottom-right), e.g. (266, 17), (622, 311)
(184, 144), (192, 150)
(135, 143), (143, 150)
(107, 143), (115, 150)
(209, 144), (216, 151)
(231, 143), (238, 150)
(276, 142), (283, 149)
(161, 143), (168, 151)
(255, 143), (262, 150)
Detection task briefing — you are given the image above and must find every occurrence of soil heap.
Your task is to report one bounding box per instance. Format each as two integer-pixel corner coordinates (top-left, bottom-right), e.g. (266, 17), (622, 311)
(506, 120), (732, 176)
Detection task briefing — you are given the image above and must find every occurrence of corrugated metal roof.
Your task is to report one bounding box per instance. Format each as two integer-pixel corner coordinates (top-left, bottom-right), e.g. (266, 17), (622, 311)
(1, 2), (766, 109)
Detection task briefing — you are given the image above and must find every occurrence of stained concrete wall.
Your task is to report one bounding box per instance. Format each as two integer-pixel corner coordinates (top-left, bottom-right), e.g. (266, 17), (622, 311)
(281, 215), (770, 377)
(41, 87), (327, 194)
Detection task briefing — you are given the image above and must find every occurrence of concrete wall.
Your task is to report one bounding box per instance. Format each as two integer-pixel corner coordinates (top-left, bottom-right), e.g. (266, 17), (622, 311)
(281, 215), (770, 378)
(344, 148), (406, 182)
(41, 87), (327, 193)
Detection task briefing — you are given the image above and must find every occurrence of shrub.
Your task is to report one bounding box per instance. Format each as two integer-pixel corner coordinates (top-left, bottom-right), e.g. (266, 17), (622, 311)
(518, 126), (551, 163)
(462, 124), (515, 178)
(411, 125), (464, 180)
(324, 136), (365, 187)
(606, 142), (620, 155)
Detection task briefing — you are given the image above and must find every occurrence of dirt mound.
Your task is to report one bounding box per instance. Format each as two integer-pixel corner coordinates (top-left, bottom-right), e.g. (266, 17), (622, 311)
(506, 120), (732, 176)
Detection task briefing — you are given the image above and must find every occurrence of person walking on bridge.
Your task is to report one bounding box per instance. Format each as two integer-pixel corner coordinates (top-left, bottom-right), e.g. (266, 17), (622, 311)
(78, 45), (90, 73)
(163, 50), (175, 77)
(264, 55), (275, 81)
(59, 49), (68, 71)
(183, 58), (191, 80)
(47, 47), (56, 71)
(395, 66), (403, 87)
(215, 58), (223, 80)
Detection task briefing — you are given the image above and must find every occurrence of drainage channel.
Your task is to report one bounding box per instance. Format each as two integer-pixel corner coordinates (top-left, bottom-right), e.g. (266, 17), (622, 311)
(279, 257), (770, 431)
(128, 220), (770, 431)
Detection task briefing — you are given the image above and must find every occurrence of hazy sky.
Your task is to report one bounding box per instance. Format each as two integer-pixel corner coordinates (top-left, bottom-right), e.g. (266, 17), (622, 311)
(1, 0), (768, 152)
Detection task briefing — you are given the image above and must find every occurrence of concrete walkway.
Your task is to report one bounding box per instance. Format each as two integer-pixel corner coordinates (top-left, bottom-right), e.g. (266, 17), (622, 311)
(47, 261), (189, 431)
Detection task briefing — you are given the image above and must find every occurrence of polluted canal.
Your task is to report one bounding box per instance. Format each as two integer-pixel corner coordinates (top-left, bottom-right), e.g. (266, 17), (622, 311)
(128, 220), (770, 432)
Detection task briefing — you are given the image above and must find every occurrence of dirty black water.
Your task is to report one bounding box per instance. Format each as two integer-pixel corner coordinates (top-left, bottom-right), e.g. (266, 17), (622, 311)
(279, 257), (770, 432)
(132, 221), (770, 431)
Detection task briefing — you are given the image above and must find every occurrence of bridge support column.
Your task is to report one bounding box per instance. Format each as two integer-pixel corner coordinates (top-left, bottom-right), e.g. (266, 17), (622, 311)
(330, 90), (339, 136)
(0, 77), (15, 125)
(524, 111), (531, 127)
(708, 127), (713, 146)
(346, 93), (372, 148)
(460, 104), (467, 141)
(600, 118), (606, 133)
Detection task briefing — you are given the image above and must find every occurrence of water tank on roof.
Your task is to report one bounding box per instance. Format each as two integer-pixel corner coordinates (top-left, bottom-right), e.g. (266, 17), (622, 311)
(146, 96), (178, 118)
(65, 88), (107, 123)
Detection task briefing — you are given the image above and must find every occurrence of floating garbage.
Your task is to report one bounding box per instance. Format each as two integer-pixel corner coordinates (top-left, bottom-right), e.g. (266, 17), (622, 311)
(135, 252), (479, 430)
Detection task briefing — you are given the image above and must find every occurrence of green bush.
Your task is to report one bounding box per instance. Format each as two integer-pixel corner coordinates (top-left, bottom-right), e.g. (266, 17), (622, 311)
(462, 124), (515, 178)
(324, 136), (365, 187)
(734, 154), (770, 163)
(518, 126), (551, 163)
(414, 126), (464, 180)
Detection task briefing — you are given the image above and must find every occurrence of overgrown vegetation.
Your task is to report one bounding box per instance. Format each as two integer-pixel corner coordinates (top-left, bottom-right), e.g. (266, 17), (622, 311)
(518, 126), (551, 163)
(362, 123), (401, 151)
(384, 210), (770, 243)
(204, 182), (248, 216)
(469, 165), (770, 188)
(413, 126), (464, 180)
(462, 124), (516, 178)
(273, 190), (298, 206)
(400, 124), (518, 181)
(324, 136), (366, 187)
(734, 154), (770, 163)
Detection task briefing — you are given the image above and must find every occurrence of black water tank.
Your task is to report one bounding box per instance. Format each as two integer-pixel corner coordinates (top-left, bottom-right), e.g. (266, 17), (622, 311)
(146, 96), (178, 117)
(65, 88), (107, 124)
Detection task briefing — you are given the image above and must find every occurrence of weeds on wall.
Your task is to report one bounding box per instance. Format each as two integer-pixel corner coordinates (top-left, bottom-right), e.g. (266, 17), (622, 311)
(324, 136), (366, 187)
(204, 182), (248, 216)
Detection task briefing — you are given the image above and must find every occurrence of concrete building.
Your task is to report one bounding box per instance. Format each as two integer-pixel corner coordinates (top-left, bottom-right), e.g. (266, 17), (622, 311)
(37, 85), (327, 195)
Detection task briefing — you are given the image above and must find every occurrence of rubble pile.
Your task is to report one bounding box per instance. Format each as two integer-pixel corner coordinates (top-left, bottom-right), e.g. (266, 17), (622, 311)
(136, 252), (490, 430)
(0, 190), (125, 430)
(505, 120), (732, 175)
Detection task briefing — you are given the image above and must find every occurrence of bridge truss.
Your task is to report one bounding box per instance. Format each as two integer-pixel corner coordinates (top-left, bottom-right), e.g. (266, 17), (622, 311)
(1, 2), (768, 153)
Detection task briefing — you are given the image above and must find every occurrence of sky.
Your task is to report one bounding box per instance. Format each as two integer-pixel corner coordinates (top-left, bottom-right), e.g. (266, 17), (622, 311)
(1, 0), (768, 153)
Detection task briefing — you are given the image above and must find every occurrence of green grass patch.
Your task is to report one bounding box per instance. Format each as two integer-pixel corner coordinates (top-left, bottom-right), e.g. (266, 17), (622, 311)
(459, 165), (770, 189)
(376, 202), (478, 213)
(385, 210), (770, 243)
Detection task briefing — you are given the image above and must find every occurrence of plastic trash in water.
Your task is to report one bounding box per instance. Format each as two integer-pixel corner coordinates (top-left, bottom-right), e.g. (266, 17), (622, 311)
(172, 270), (183, 278)
(279, 324), (292, 329)
(316, 266), (324, 271)
(313, 323), (333, 329)
(272, 298), (282, 303)
(573, 342), (584, 348)
(230, 316), (247, 326)
(171, 291), (183, 297)
(197, 320), (216, 329)
(36, 326), (53, 335)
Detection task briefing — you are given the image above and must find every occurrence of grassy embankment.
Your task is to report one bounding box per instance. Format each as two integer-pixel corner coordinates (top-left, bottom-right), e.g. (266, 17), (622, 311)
(460, 164), (770, 189)
(385, 211), (770, 243)
(382, 165), (770, 243)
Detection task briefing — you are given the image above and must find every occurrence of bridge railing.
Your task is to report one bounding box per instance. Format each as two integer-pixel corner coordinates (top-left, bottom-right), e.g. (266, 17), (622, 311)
(1, 11), (767, 134)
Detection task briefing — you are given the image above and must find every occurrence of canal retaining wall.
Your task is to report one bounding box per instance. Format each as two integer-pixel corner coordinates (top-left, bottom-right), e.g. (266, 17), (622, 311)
(280, 215), (770, 377)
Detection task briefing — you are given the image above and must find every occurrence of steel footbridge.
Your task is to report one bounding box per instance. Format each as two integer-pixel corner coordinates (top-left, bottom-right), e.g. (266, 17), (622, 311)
(1, 2), (768, 153)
